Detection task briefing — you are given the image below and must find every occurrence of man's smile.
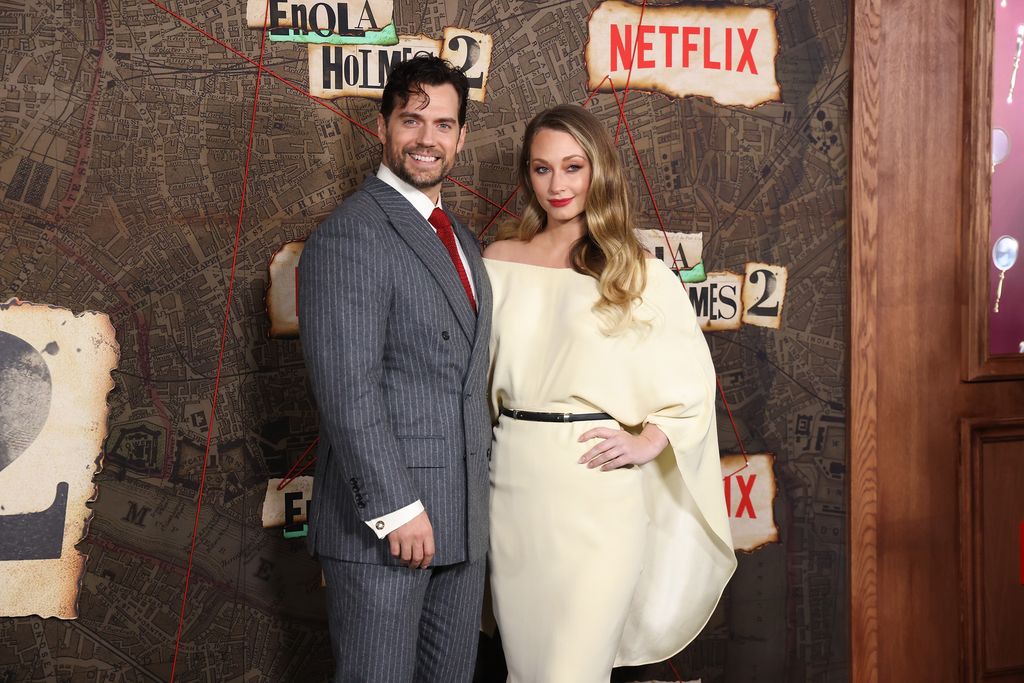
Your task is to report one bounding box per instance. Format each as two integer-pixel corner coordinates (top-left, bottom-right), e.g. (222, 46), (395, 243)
(408, 151), (441, 164)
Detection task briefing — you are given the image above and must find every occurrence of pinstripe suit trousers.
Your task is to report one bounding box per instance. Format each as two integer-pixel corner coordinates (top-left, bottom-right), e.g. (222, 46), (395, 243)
(321, 557), (486, 682)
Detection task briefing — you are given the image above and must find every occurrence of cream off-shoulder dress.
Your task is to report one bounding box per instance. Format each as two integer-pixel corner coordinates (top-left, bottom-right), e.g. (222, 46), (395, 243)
(484, 257), (737, 683)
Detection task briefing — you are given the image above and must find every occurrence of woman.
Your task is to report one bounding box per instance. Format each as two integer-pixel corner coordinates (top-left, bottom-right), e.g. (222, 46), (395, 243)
(483, 104), (737, 682)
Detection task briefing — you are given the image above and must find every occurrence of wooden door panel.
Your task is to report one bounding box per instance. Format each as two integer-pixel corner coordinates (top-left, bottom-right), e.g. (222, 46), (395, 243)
(961, 418), (1024, 682)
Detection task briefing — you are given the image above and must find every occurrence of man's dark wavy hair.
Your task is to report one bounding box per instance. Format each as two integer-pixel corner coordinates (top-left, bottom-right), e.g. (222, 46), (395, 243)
(380, 56), (469, 127)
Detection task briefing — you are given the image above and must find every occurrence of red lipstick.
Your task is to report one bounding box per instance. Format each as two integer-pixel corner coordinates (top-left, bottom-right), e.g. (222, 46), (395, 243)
(548, 197), (573, 207)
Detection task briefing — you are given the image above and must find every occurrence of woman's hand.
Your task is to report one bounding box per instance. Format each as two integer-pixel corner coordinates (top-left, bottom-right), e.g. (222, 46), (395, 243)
(577, 423), (669, 470)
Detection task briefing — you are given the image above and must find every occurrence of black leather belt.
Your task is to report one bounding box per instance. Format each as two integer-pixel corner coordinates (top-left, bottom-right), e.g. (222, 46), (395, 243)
(499, 406), (613, 423)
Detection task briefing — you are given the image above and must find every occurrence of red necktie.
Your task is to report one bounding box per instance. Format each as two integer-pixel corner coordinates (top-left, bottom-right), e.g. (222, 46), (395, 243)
(428, 207), (477, 313)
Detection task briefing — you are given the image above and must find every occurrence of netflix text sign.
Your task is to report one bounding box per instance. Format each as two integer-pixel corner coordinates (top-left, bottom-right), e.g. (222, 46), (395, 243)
(721, 453), (778, 552)
(0, 301), (118, 618)
(586, 1), (780, 107)
(309, 28), (492, 102)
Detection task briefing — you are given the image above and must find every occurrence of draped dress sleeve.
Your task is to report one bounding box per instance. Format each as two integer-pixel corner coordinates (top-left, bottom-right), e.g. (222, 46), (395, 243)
(596, 260), (737, 665)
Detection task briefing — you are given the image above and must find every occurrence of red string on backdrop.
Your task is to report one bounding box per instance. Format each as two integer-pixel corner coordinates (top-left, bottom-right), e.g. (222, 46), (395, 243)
(718, 375), (751, 478)
(667, 657), (686, 682)
(605, 78), (681, 272)
(448, 176), (519, 220)
(477, 187), (520, 238)
(614, 0), (648, 144)
(583, 74), (612, 106)
(168, 1), (271, 679)
(277, 437), (319, 490)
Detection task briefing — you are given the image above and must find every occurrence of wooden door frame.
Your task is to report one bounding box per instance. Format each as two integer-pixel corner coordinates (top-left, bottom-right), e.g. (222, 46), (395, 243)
(850, 0), (879, 677)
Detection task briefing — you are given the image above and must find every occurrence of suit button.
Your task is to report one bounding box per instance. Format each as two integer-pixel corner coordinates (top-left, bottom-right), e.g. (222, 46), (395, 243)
(375, 521), (385, 531)
(441, 331), (450, 340)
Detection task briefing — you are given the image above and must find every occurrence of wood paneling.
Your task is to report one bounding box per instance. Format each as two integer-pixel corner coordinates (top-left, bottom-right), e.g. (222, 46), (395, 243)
(851, 0), (1024, 680)
(960, 418), (1024, 682)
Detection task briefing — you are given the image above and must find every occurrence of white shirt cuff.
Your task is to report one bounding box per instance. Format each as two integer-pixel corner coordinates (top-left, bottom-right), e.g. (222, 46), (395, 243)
(366, 500), (424, 539)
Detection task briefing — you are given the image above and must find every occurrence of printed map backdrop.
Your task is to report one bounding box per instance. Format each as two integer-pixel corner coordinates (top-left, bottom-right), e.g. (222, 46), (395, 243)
(0, 0), (849, 680)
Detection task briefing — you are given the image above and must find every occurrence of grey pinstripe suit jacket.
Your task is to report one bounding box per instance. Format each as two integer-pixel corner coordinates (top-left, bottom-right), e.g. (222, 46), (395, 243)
(298, 176), (492, 567)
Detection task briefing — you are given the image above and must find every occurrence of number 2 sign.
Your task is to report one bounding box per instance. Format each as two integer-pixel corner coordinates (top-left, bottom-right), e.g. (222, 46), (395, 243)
(442, 27), (491, 97)
(0, 301), (118, 619)
(742, 262), (787, 329)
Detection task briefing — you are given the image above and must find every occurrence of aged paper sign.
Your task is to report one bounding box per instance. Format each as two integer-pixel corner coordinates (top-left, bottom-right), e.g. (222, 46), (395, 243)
(267, 240), (304, 338)
(310, 34), (442, 98)
(636, 229), (703, 270)
(686, 264), (788, 331)
(441, 27), (493, 101)
(688, 271), (743, 331)
(586, 1), (780, 107)
(247, 0), (394, 37)
(309, 29), (492, 102)
(721, 453), (778, 552)
(261, 476), (313, 528)
(741, 262), (787, 329)
(270, 22), (397, 45)
(0, 300), (118, 618)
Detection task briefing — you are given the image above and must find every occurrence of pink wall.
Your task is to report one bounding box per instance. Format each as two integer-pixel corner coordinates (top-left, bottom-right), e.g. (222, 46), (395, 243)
(990, 0), (1024, 354)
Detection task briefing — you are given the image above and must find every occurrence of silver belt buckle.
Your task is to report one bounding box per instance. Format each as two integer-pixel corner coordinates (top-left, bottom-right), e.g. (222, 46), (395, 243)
(562, 412), (571, 422)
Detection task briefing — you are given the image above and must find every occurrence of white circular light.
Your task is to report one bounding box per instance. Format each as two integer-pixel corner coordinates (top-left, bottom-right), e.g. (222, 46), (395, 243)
(993, 128), (1011, 166)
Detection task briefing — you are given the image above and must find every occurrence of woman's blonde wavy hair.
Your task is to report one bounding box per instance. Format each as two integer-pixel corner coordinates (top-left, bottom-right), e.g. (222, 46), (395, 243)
(499, 104), (648, 334)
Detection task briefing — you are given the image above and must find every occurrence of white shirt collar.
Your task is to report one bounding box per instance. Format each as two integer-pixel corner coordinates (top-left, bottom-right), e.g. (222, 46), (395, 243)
(376, 164), (442, 222)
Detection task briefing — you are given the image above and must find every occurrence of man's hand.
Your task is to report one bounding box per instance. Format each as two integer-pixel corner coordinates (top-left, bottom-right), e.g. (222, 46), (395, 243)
(387, 510), (435, 569)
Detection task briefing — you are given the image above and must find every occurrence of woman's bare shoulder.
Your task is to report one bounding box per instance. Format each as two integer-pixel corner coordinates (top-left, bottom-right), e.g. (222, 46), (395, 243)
(483, 238), (525, 261)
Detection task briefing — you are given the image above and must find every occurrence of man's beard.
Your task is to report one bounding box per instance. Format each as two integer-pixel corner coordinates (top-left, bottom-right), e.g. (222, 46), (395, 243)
(385, 144), (452, 190)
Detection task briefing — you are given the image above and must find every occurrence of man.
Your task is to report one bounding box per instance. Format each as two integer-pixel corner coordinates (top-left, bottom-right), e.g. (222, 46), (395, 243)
(298, 57), (492, 682)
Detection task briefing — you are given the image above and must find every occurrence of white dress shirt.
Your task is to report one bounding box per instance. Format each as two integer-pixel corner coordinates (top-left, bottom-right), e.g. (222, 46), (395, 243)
(365, 165), (476, 539)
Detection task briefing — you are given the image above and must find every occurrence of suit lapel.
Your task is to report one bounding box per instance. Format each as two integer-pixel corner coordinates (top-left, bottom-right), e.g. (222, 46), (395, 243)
(364, 177), (476, 341)
(453, 216), (492, 379)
